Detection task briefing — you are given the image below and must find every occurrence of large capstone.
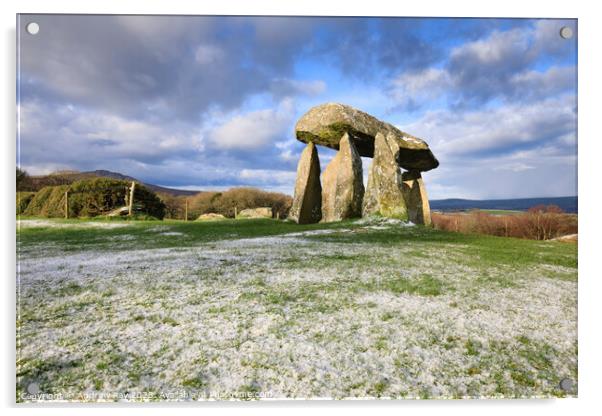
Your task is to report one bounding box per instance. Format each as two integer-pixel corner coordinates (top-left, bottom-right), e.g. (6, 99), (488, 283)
(363, 132), (408, 220)
(321, 133), (364, 222)
(289, 142), (322, 224)
(402, 170), (432, 226)
(295, 102), (439, 171)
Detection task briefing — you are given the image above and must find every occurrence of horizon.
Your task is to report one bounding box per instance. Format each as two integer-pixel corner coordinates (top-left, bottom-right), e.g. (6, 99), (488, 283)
(17, 15), (577, 200)
(26, 166), (578, 202)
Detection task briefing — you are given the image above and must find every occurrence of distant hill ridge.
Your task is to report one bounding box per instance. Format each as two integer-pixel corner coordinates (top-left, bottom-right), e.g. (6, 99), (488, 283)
(430, 196), (578, 213)
(28, 170), (200, 196)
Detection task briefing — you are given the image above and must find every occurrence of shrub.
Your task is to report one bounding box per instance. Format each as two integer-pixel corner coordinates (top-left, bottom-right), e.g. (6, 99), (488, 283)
(16, 192), (36, 214)
(159, 193), (190, 220)
(16, 168), (31, 191)
(182, 187), (292, 220)
(21, 178), (166, 219)
(23, 185), (70, 217)
(431, 206), (577, 240)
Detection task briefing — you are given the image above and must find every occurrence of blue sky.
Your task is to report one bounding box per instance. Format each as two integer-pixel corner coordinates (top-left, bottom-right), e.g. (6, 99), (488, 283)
(17, 15), (577, 199)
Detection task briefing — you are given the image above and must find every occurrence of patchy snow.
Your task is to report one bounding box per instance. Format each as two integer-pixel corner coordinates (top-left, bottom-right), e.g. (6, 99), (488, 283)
(283, 229), (350, 237)
(353, 217), (414, 227)
(16, 226), (577, 401)
(18, 219), (131, 229)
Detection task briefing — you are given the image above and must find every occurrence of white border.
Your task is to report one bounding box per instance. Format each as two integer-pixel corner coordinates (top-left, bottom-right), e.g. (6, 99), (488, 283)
(2, 1), (601, 415)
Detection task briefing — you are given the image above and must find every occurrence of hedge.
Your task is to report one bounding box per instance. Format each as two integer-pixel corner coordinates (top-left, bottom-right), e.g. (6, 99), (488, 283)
(21, 178), (165, 219)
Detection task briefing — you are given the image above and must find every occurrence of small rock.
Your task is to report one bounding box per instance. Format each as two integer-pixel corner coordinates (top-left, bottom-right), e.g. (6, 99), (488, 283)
(237, 207), (273, 219)
(196, 213), (226, 221)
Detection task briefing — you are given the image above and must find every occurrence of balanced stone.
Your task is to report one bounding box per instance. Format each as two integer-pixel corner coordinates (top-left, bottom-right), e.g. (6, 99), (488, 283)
(363, 132), (408, 220)
(402, 170), (432, 226)
(295, 102), (438, 171)
(321, 133), (364, 222)
(289, 142), (322, 224)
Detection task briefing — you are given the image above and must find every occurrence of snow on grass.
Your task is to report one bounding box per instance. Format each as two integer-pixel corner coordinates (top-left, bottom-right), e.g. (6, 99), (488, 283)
(353, 217), (415, 227)
(16, 224), (577, 401)
(18, 219), (131, 229)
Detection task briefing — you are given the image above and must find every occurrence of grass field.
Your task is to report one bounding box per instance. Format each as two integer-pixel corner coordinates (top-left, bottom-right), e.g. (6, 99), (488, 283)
(16, 217), (577, 401)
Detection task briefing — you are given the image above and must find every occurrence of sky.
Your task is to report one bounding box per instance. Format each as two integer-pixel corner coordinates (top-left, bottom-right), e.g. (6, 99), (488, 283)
(17, 15), (577, 200)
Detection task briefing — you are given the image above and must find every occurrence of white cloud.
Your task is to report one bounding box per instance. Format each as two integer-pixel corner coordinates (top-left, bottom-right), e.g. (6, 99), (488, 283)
(19, 101), (201, 168)
(207, 99), (295, 151)
(239, 168), (296, 183)
(387, 20), (576, 111)
(194, 44), (225, 65)
(270, 78), (327, 98)
(492, 163), (536, 172)
(389, 68), (450, 109)
(401, 94), (576, 158)
(449, 27), (529, 67)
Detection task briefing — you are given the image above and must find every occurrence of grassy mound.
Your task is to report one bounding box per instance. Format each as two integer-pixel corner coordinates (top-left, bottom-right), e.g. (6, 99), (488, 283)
(21, 178), (166, 219)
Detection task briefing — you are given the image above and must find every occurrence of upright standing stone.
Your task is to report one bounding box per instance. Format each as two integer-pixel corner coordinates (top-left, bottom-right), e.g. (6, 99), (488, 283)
(363, 132), (408, 220)
(321, 133), (364, 222)
(289, 142), (322, 224)
(402, 170), (431, 226)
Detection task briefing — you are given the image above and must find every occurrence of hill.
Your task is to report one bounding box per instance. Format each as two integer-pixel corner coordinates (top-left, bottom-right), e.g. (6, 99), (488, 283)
(21, 169), (200, 196)
(430, 196), (577, 213)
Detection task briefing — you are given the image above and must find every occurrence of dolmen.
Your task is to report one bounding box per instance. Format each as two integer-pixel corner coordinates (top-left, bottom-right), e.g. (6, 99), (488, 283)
(289, 103), (438, 225)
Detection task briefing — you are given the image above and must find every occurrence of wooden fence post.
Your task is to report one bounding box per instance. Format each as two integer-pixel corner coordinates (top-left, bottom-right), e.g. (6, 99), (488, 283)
(185, 199), (188, 222)
(234, 206), (237, 219)
(64, 191), (69, 219)
(128, 181), (136, 216)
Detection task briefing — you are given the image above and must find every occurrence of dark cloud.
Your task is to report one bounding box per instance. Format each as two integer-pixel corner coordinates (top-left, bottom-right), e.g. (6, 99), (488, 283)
(19, 15), (456, 121)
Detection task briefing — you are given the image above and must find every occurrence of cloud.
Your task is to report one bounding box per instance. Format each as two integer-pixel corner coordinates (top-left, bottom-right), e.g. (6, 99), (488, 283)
(402, 94), (576, 158)
(399, 92), (577, 200)
(446, 19), (576, 105)
(269, 79), (327, 99)
(18, 100), (200, 171)
(389, 68), (451, 111)
(194, 44), (225, 65)
(206, 99), (295, 151)
(239, 168), (296, 183)
(388, 20), (577, 111)
(17, 16), (578, 199)
(492, 162), (536, 172)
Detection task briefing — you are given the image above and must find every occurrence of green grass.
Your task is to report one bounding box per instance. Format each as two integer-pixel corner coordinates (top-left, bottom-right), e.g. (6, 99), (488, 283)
(17, 217), (350, 254)
(17, 217), (577, 271)
(307, 221), (576, 270)
(16, 216), (577, 400)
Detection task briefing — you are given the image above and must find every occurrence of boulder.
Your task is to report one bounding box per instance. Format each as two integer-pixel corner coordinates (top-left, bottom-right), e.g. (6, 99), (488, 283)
(196, 213), (226, 221)
(237, 207), (273, 219)
(107, 206), (129, 217)
(289, 142), (322, 224)
(402, 170), (432, 226)
(321, 133), (364, 222)
(363, 132), (408, 220)
(295, 102), (438, 171)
